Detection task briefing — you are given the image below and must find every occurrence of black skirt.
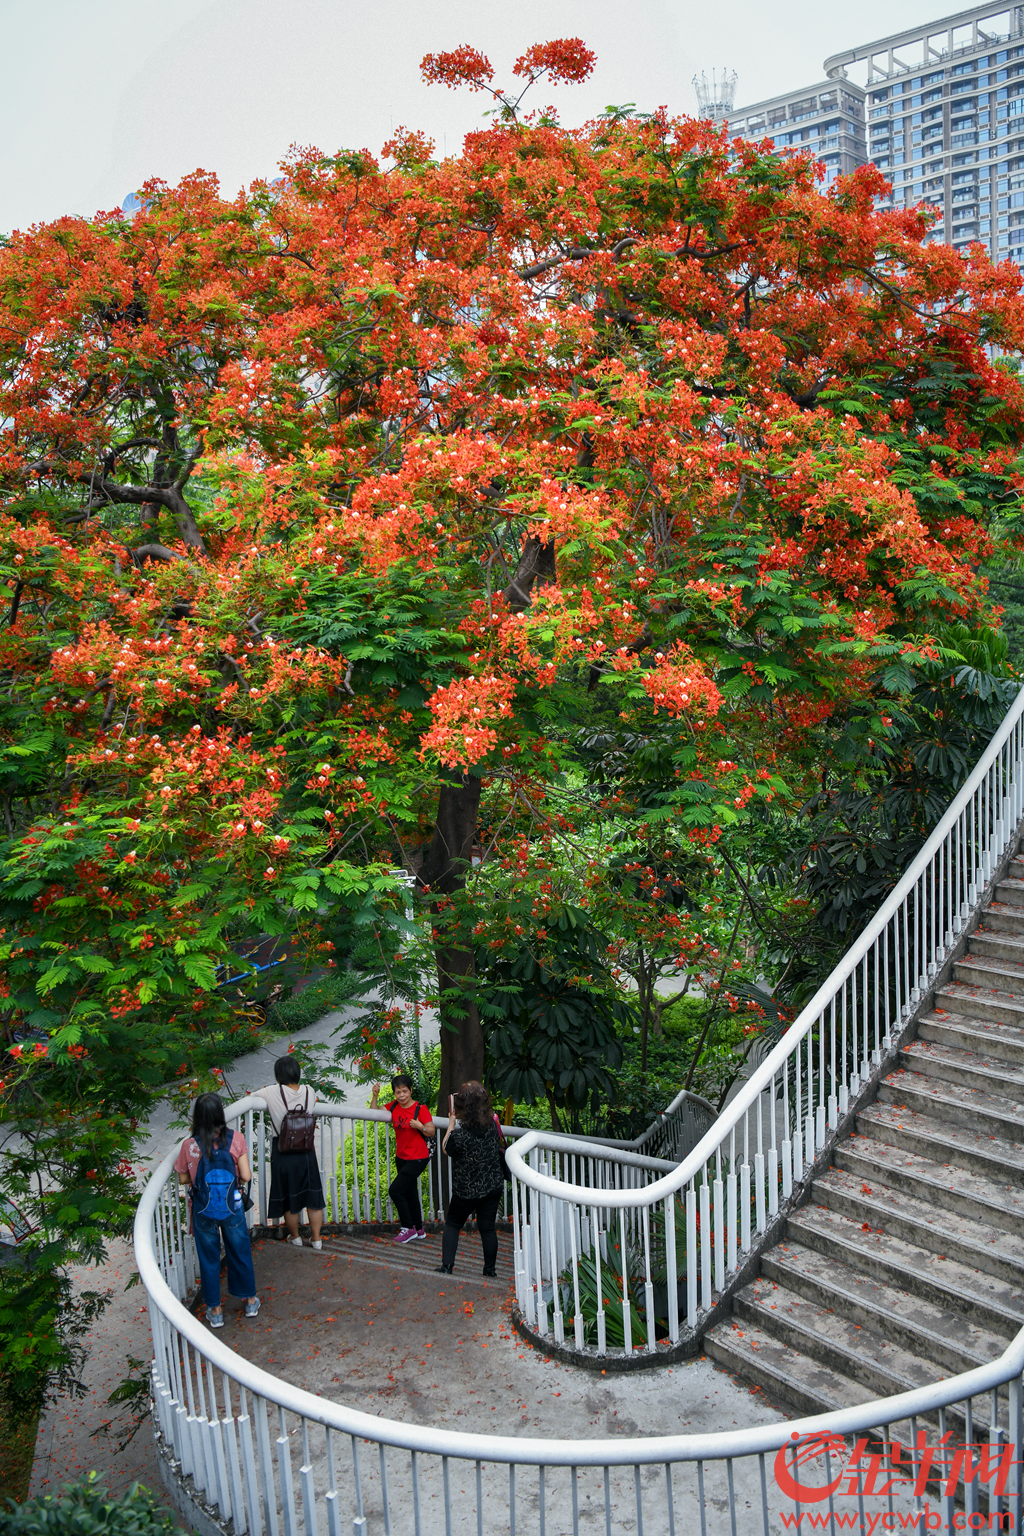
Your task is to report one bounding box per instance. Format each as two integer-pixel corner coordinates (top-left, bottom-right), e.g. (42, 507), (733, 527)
(268, 1136), (326, 1218)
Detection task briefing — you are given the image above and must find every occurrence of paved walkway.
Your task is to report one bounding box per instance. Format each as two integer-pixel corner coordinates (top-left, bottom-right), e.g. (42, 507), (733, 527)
(192, 1229), (800, 1532)
(135, 1005), (375, 1174)
(29, 1219), (799, 1524)
(26, 1006), (870, 1531)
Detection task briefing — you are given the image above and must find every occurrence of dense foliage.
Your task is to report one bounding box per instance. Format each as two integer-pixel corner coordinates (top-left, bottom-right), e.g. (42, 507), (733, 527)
(1, 36), (1024, 1417)
(0, 1475), (176, 1535)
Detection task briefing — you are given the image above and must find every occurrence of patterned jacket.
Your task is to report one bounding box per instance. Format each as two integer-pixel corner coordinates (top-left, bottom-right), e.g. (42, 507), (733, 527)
(444, 1120), (503, 1199)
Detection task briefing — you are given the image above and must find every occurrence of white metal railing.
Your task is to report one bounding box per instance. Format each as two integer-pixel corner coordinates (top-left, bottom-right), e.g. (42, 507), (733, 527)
(506, 686), (1024, 1359)
(133, 687), (1024, 1533)
(137, 1096), (1024, 1533)
(156, 1084), (715, 1262)
(152, 1098), (691, 1307)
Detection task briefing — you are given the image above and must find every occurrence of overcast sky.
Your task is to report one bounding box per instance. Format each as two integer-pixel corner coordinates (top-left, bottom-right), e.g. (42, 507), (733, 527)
(1, 0), (953, 233)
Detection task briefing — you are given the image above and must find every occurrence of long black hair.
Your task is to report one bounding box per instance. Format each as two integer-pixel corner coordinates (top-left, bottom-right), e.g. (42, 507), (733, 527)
(191, 1093), (229, 1157)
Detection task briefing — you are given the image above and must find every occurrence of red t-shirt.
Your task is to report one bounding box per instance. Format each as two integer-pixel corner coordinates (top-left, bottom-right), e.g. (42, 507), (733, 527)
(388, 1101), (432, 1161)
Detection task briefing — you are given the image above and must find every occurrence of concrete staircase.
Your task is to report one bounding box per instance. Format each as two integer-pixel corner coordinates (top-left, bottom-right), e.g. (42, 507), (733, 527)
(706, 862), (1024, 1437)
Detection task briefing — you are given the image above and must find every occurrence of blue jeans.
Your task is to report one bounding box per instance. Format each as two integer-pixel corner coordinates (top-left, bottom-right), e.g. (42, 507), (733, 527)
(192, 1210), (257, 1307)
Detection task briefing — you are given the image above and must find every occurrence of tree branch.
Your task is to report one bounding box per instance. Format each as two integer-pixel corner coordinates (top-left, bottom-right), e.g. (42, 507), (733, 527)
(132, 544), (185, 566)
(501, 533), (556, 612)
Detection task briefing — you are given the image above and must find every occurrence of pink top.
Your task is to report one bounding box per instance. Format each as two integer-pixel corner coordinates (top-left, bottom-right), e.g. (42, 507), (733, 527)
(174, 1130), (248, 1185)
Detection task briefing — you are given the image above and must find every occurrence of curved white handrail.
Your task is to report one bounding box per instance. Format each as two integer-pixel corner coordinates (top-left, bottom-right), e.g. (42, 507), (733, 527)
(136, 1095), (1024, 1465)
(136, 689), (1024, 1529)
(506, 684), (1024, 1205)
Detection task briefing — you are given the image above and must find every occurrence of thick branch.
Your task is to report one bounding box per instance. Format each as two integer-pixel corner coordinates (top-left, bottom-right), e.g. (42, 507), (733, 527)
(518, 237), (636, 281)
(132, 544), (184, 566)
(173, 434), (206, 493)
(501, 534), (556, 612)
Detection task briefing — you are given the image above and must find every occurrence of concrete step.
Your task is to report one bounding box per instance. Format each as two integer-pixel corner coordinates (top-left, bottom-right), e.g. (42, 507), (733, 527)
(977, 902), (1024, 936)
(900, 1038), (1024, 1102)
(856, 1102), (1024, 1185)
(918, 1008), (1024, 1067)
(877, 1069), (1024, 1144)
(969, 926), (1024, 964)
(706, 1315), (876, 1421)
(933, 981), (1024, 1029)
(835, 1135), (1024, 1240)
(706, 1312), (996, 1441)
(955, 954), (1024, 998)
(786, 1203), (1024, 1339)
(812, 1166), (1024, 1287)
(761, 1239), (1006, 1377)
(733, 1277), (992, 1409)
(279, 1229), (517, 1289)
(994, 877), (1024, 909)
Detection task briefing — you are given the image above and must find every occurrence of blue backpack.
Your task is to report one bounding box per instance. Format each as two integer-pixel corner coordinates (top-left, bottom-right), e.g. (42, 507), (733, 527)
(192, 1139), (243, 1221)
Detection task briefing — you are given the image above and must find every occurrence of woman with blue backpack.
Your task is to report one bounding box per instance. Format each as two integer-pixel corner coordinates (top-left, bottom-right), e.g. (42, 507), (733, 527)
(174, 1093), (260, 1328)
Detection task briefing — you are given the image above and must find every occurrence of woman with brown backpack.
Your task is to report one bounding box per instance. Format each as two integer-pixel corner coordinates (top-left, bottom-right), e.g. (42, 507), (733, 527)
(259, 1054), (326, 1249)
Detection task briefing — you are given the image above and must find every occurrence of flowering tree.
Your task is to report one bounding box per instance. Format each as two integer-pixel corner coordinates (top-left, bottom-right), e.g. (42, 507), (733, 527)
(1, 34), (1024, 1407)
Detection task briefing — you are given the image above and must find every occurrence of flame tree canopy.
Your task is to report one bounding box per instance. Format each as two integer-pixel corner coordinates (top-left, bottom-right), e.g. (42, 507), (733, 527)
(1, 36), (1024, 1410)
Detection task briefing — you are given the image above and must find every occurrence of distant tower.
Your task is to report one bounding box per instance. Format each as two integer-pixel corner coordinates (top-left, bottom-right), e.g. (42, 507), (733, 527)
(692, 69), (738, 123)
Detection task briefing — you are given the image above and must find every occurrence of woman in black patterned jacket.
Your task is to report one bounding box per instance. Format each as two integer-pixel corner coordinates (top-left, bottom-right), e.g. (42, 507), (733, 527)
(436, 1081), (504, 1276)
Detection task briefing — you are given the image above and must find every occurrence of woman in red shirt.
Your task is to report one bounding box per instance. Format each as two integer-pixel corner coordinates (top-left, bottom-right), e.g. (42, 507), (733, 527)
(370, 1075), (435, 1243)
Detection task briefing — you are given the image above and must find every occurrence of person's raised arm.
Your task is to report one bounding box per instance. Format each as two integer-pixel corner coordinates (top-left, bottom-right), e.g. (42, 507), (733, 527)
(442, 1094), (456, 1152)
(370, 1083), (385, 1114)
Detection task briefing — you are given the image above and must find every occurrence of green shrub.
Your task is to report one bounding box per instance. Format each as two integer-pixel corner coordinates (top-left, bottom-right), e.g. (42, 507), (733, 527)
(1, 1474), (175, 1534)
(658, 993), (747, 1104)
(558, 1199), (689, 1346)
(267, 973), (355, 1033)
(335, 1116), (396, 1220)
(333, 1114), (437, 1222)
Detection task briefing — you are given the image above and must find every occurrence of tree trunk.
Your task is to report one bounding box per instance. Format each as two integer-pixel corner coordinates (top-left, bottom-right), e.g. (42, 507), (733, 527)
(417, 774), (484, 1112)
(166, 488), (207, 552)
(416, 507), (562, 1113)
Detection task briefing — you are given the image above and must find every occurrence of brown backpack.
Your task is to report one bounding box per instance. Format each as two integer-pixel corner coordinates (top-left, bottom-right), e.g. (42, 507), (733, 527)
(278, 1086), (316, 1153)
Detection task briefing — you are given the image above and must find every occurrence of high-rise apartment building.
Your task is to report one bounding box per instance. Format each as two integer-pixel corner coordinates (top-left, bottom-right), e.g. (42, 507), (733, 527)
(725, 4), (1024, 265)
(729, 81), (866, 184)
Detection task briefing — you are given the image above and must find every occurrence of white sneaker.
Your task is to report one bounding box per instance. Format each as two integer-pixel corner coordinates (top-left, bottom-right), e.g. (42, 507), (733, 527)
(311, 1239), (322, 1250)
(288, 1236), (303, 1247)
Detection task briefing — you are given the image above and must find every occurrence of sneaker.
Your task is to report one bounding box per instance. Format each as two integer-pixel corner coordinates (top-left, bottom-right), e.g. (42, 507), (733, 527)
(435, 1262), (454, 1273)
(207, 1307), (224, 1329)
(393, 1227), (416, 1245)
(288, 1236), (303, 1247)
(413, 1226), (427, 1240)
(245, 1298), (261, 1318)
(310, 1239), (323, 1251)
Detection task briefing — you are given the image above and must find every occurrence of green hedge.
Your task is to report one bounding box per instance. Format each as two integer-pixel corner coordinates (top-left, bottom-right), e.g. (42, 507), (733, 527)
(266, 974), (355, 1033)
(1, 1475), (176, 1534)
